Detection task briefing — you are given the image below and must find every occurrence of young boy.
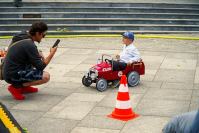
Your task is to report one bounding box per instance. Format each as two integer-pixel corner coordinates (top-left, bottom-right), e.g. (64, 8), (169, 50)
(112, 31), (141, 71)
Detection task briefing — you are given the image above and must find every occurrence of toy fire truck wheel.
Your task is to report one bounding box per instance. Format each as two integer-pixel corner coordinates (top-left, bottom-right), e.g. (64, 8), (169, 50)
(127, 71), (140, 87)
(82, 76), (92, 87)
(96, 78), (108, 92)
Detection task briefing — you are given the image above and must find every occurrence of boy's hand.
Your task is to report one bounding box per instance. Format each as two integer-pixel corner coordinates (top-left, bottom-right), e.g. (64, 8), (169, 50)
(116, 55), (120, 60)
(127, 62), (132, 66)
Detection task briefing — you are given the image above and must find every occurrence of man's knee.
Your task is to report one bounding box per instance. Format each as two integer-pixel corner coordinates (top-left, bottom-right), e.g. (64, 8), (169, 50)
(43, 72), (50, 83)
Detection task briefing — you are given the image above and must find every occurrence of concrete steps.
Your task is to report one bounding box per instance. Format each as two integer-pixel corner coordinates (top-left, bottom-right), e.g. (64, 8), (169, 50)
(1, 12), (199, 19)
(1, 2), (199, 8)
(1, 18), (199, 25)
(1, 24), (199, 31)
(0, 2), (198, 35)
(1, 7), (199, 14)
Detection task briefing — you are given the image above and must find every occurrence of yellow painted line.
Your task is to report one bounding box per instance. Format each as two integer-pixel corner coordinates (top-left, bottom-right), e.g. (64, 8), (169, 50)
(0, 107), (21, 133)
(136, 35), (199, 40)
(0, 34), (199, 40)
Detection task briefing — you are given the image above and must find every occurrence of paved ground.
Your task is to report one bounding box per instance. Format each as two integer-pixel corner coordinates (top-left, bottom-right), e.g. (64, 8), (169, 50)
(0, 35), (199, 133)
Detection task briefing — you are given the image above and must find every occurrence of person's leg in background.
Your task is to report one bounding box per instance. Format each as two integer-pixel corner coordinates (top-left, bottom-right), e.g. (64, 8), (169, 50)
(162, 111), (198, 133)
(191, 109), (199, 133)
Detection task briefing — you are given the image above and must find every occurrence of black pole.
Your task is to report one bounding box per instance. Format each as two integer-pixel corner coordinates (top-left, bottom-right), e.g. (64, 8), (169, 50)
(14, 0), (22, 7)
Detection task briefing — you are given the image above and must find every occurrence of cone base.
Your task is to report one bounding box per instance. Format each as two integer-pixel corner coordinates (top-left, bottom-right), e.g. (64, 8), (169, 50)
(107, 112), (139, 121)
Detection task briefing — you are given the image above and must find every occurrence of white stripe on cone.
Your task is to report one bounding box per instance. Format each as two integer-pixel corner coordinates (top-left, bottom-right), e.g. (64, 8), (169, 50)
(118, 84), (129, 92)
(115, 100), (132, 109)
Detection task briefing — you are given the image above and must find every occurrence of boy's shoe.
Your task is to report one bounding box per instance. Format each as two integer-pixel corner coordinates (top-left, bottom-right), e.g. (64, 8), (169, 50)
(22, 86), (38, 94)
(8, 85), (25, 100)
(112, 80), (120, 88)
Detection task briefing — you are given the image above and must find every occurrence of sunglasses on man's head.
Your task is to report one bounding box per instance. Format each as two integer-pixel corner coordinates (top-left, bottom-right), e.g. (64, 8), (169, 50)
(42, 33), (46, 38)
(40, 32), (46, 38)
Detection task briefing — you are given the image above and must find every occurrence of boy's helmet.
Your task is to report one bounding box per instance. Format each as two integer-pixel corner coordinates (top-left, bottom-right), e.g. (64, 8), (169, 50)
(122, 31), (134, 40)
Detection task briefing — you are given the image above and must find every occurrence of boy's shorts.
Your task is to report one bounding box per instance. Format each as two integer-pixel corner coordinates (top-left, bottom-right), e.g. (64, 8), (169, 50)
(6, 68), (43, 88)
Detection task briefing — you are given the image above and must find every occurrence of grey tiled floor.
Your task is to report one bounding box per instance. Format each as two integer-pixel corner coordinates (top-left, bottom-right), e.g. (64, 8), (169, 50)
(0, 35), (199, 133)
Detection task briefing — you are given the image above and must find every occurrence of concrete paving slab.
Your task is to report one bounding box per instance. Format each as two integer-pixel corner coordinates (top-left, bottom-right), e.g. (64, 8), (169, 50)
(120, 116), (170, 133)
(137, 81), (162, 89)
(160, 58), (197, 70)
(63, 49), (94, 55)
(75, 85), (114, 94)
(39, 86), (77, 96)
(39, 81), (81, 96)
(161, 82), (194, 90)
(64, 93), (105, 102)
(12, 94), (65, 111)
(88, 106), (113, 116)
(195, 67), (199, 84)
(81, 54), (101, 64)
(71, 127), (120, 133)
(144, 88), (192, 101)
(45, 101), (96, 120)
(154, 69), (195, 83)
(50, 76), (82, 83)
(136, 99), (190, 117)
(45, 64), (75, 76)
(96, 50), (120, 55)
(78, 115), (125, 130)
(137, 38), (199, 53)
(44, 93), (105, 120)
(71, 64), (93, 72)
(10, 110), (44, 128)
(192, 89), (199, 97)
(141, 69), (157, 81)
(64, 71), (85, 78)
(166, 53), (197, 60)
(189, 96), (199, 111)
(52, 54), (88, 65)
(28, 117), (78, 133)
(194, 84), (199, 89)
(140, 51), (167, 57)
(46, 81), (81, 89)
(142, 55), (164, 69)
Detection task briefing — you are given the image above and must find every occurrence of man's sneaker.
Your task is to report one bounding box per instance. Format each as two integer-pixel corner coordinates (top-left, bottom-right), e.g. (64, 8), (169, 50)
(8, 85), (25, 100)
(22, 86), (38, 94)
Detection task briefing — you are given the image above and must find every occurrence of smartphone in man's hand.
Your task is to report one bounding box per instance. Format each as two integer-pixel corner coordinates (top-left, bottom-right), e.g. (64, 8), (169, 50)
(52, 39), (60, 48)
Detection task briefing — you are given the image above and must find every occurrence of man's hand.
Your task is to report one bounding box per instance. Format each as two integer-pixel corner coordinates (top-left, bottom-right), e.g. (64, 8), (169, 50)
(50, 46), (58, 54)
(43, 46), (58, 65)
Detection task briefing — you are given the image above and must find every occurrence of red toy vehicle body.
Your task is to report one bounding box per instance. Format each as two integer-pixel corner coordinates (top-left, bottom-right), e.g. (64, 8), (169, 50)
(82, 54), (145, 91)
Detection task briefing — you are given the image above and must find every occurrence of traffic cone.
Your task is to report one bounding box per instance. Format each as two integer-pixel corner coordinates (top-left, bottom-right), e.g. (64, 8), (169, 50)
(107, 75), (139, 121)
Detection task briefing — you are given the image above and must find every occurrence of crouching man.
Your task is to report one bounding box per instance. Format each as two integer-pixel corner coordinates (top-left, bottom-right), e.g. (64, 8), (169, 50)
(3, 21), (58, 100)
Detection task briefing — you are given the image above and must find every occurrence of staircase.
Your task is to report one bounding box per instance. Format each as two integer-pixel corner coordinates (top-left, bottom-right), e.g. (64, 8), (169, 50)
(0, 2), (199, 36)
